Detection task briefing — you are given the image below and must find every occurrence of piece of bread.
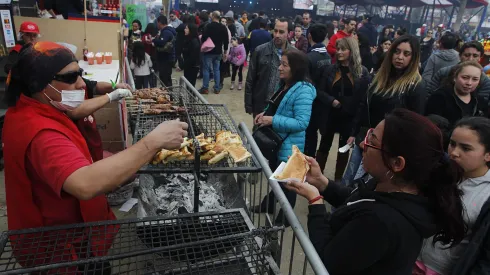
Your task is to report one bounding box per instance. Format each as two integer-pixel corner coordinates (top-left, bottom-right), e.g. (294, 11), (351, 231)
(208, 151), (229, 165)
(180, 137), (193, 149)
(200, 150), (216, 161)
(227, 145), (251, 163)
(274, 145), (309, 182)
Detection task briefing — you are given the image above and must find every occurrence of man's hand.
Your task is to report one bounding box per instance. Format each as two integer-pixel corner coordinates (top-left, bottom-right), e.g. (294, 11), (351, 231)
(223, 53), (228, 61)
(145, 120), (189, 150)
(332, 99), (341, 108)
(107, 89), (132, 102)
(115, 83), (133, 91)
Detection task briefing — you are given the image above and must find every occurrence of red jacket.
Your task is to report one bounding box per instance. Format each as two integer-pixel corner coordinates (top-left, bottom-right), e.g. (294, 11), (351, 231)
(327, 30), (351, 63)
(3, 95), (117, 271)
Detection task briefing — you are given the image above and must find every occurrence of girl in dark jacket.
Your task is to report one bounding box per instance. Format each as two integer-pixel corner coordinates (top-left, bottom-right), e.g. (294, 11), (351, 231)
(357, 32), (374, 72)
(175, 15), (195, 71)
(308, 37), (369, 180)
(286, 108), (466, 275)
(182, 23), (201, 87)
(426, 61), (489, 126)
(343, 35), (426, 186)
(373, 37), (391, 73)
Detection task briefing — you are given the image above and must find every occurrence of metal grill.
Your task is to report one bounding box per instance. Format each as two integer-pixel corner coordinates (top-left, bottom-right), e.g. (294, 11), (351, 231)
(0, 209), (280, 275)
(134, 104), (261, 174)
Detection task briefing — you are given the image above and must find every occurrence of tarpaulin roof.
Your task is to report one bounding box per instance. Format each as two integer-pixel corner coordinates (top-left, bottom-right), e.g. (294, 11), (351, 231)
(449, 0), (488, 8)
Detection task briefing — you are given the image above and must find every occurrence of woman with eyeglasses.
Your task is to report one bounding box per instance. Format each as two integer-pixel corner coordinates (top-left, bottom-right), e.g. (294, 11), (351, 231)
(285, 108), (466, 275)
(3, 42), (188, 271)
(420, 30), (435, 65)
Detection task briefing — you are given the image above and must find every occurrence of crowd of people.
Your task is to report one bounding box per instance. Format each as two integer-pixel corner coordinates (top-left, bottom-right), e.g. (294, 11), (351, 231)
(4, 7), (490, 275)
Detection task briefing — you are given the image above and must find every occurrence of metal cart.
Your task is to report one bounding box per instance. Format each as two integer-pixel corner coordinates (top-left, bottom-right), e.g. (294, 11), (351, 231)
(0, 76), (330, 274)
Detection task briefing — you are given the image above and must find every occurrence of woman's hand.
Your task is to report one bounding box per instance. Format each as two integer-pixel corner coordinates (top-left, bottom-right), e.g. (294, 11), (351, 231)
(305, 156), (329, 192)
(258, 116), (273, 126)
(254, 112), (264, 125)
(284, 181), (321, 201)
(346, 136), (355, 145)
(370, 46), (377, 54)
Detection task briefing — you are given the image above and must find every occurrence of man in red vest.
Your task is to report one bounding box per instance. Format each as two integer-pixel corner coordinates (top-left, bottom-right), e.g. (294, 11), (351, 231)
(3, 42), (188, 272)
(4, 21), (40, 74)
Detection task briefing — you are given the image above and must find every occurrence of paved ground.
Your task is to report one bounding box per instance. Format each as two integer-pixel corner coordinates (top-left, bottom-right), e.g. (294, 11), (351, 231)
(0, 67), (341, 274)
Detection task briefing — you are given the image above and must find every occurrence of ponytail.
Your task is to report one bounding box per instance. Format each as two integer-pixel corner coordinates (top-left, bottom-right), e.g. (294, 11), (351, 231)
(383, 109), (467, 247)
(424, 157), (466, 246)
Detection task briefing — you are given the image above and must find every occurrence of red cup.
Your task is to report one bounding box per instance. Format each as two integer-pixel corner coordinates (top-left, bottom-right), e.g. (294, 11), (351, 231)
(87, 56), (95, 65)
(95, 56), (103, 64)
(104, 55), (113, 64)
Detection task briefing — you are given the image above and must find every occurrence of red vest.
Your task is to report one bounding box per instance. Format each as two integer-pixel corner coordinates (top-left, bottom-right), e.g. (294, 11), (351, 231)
(3, 95), (117, 270)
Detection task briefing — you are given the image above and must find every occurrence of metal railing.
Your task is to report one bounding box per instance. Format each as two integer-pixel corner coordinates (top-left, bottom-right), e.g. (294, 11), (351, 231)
(179, 75), (329, 275)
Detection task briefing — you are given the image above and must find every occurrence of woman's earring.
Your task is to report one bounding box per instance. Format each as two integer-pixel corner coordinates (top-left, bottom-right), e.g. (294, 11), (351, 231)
(385, 170), (394, 180)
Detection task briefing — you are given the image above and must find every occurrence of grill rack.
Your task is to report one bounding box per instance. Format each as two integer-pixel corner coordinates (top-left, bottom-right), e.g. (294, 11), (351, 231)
(0, 209), (280, 275)
(134, 104), (262, 174)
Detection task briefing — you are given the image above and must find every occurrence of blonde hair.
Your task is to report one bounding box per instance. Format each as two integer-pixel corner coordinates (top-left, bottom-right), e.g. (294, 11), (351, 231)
(371, 35), (422, 97)
(336, 37), (362, 79)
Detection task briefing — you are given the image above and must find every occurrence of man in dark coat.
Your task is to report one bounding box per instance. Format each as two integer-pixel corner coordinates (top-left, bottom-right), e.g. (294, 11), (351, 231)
(358, 14), (377, 47)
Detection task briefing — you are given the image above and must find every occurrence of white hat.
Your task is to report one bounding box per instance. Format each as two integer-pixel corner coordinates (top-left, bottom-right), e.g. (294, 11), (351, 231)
(423, 24), (427, 27)
(438, 24), (444, 28)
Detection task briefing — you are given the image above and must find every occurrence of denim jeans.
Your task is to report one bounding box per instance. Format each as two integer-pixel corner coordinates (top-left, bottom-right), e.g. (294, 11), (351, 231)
(202, 54), (221, 90)
(341, 144), (363, 187)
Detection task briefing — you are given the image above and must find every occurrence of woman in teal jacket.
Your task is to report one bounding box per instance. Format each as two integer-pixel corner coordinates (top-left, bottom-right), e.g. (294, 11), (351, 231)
(252, 50), (316, 226)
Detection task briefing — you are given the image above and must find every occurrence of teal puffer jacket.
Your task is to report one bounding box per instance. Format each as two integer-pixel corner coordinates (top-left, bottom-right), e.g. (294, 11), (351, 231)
(272, 81), (316, 162)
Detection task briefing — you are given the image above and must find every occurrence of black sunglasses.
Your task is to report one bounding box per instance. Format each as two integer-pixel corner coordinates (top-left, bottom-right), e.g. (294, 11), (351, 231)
(53, 68), (83, 84)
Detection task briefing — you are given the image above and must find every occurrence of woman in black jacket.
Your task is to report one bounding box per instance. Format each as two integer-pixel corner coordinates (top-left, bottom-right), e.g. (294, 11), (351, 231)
(420, 30), (435, 66)
(372, 37), (391, 73)
(426, 61), (488, 126)
(175, 15), (195, 71)
(343, 35), (427, 186)
(307, 37), (369, 179)
(286, 108), (466, 275)
(357, 32), (374, 72)
(182, 23), (201, 86)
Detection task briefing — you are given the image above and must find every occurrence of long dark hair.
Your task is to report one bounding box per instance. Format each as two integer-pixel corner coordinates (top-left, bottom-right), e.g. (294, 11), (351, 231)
(383, 109), (466, 246)
(144, 23), (158, 37)
(132, 41), (146, 67)
(325, 22), (335, 40)
(186, 23), (199, 42)
(282, 50), (311, 86)
(132, 19), (142, 31)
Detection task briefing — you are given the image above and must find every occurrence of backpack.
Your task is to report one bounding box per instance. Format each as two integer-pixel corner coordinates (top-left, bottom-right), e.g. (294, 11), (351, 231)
(157, 29), (175, 53)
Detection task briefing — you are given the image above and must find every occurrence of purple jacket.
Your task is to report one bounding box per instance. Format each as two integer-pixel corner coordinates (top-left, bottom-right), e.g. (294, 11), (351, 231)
(228, 44), (246, 66)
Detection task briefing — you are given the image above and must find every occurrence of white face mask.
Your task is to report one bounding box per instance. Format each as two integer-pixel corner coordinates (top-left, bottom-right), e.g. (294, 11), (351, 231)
(45, 84), (85, 111)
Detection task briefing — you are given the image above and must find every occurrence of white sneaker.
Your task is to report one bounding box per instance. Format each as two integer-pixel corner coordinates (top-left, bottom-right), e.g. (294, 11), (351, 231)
(238, 82), (242, 90)
(230, 81), (235, 90)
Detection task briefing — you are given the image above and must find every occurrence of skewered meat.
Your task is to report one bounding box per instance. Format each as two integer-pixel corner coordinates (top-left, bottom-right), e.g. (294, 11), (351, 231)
(144, 109), (164, 115)
(150, 104), (172, 109)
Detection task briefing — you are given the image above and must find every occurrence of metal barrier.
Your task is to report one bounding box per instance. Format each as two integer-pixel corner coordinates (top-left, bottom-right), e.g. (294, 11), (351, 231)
(124, 57), (136, 91)
(179, 75), (329, 275)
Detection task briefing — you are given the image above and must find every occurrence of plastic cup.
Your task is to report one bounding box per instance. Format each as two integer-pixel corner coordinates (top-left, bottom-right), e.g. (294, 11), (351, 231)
(96, 56), (103, 64)
(104, 55), (113, 64)
(87, 56), (95, 65)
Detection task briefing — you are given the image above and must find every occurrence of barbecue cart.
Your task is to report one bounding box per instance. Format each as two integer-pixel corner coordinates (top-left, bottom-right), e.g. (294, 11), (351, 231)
(0, 76), (329, 275)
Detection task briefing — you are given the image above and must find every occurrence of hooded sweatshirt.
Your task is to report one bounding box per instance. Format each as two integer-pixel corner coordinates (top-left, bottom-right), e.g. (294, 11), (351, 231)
(418, 170), (490, 274)
(422, 49), (460, 83)
(309, 179), (436, 275)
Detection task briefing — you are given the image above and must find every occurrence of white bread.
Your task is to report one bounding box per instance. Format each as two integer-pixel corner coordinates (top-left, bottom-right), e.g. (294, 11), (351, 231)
(274, 145), (309, 182)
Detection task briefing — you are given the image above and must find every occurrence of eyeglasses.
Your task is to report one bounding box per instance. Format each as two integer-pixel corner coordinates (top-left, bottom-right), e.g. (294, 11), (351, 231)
(363, 128), (387, 153)
(53, 68), (83, 84)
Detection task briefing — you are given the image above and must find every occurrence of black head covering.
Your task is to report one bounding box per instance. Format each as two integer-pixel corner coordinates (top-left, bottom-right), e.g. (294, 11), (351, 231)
(6, 41), (77, 106)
